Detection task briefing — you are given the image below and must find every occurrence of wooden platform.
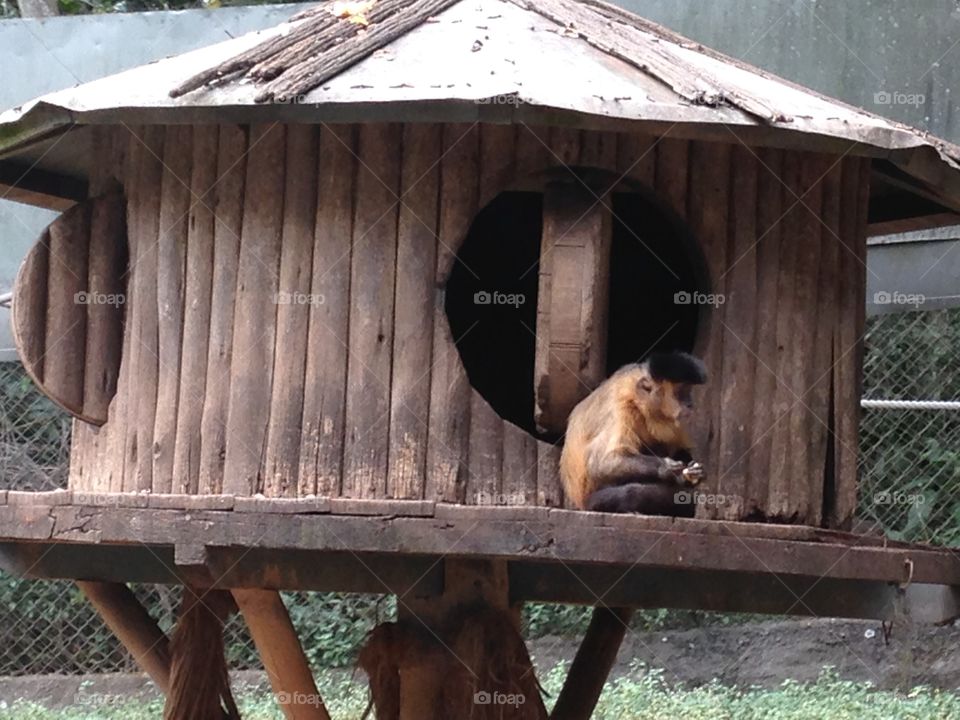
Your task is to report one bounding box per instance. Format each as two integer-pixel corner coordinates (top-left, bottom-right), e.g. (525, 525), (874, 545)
(1, 492), (958, 622)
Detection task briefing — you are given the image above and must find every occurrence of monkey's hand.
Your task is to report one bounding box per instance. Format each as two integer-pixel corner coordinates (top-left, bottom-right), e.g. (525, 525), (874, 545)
(681, 461), (704, 486)
(658, 457), (687, 483)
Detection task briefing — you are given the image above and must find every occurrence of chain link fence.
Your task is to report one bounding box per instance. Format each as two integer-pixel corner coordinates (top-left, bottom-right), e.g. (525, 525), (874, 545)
(1, 307), (959, 676)
(857, 308), (960, 545)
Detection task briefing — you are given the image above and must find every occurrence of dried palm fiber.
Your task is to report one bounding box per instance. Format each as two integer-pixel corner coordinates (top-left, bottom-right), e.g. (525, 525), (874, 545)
(357, 608), (547, 719)
(163, 586), (241, 720)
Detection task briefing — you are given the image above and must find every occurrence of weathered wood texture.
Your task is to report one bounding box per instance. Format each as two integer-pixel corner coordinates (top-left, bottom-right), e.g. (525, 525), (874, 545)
(12, 190), (126, 425)
(59, 124), (868, 527)
(233, 589), (330, 720)
(533, 182), (612, 436)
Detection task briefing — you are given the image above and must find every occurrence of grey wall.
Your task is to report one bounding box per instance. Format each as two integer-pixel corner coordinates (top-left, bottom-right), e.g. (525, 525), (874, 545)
(623, 0), (960, 143)
(2, 0), (959, 357)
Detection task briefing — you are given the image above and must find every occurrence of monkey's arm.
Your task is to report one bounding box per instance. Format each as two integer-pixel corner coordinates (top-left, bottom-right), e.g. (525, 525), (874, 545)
(586, 444), (685, 486)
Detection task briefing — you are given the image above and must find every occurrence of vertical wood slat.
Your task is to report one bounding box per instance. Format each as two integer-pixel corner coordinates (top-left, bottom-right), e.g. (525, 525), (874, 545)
(124, 126), (165, 493)
(616, 132), (657, 187)
(543, 128), (584, 510)
(117, 130), (141, 493)
(171, 126), (218, 493)
(86, 126), (129, 504)
(44, 202), (90, 415)
(516, 125), (564, 508)
(766, 154), (803, 519)
(831, 157), (870, 527)
(807, 159), (844, 525)
(386, 123), (441, 499)
(715, 144), (758, 520)
(579, 130), (617, 171)
(516, 124), (551, 179)
(746, 148), (784, 516)
(222, 124), (287, 496)
(465, 124), (517, 503)
(198, 124), (248, 494)
(548, 126), (580, 166)
(263, 125), (320, 497)
(654, 137), (688, 218)
(152, 125), (193, 493)
(84, 190), (127, 426)
(342, 123), (402, 499)
(426, 123), (479, 503)
(785, 154), (827, 521)
(83, 190), (127, 493)
(298, 125), (357, 497)
(685, 141), (729, 517)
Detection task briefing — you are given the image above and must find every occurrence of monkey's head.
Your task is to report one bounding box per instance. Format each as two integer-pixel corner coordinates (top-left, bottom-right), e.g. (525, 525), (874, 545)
(637, 352), (707, 422)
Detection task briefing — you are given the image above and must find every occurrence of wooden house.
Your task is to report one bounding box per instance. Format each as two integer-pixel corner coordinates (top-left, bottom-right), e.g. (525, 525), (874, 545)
(3, 0), (960, 717)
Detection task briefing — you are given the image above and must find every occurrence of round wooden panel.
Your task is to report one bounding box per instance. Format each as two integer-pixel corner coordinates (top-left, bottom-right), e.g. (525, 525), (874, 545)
(11, 190), (127, 424)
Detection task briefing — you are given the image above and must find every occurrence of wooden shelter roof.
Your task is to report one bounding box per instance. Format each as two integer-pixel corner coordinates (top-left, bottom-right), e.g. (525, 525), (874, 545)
(2, 0), (960, 217)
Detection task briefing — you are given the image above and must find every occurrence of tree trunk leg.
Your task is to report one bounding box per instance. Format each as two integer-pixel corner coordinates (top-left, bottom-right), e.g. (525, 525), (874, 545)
(232, 588), (330, 720)
(77, 580), (171, 692)
(549, 606), (633, 720)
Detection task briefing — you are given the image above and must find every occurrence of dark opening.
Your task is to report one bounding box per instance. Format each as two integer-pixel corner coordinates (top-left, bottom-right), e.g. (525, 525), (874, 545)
(445, 180), (705, 439)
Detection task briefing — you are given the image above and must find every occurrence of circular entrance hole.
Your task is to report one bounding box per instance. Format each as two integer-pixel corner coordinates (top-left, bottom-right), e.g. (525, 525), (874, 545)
(445, 171), (707, 440)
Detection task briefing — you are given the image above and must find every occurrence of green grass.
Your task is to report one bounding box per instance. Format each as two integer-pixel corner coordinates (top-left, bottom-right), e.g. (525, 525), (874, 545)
(2, 667), (959, 720)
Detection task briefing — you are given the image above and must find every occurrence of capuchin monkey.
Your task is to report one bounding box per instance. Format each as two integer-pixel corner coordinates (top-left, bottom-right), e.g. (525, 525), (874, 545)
(560, 351), (707, 516)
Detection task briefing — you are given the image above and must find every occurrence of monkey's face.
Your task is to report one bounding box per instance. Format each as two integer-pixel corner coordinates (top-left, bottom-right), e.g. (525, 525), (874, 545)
(638, 376), (693, 422)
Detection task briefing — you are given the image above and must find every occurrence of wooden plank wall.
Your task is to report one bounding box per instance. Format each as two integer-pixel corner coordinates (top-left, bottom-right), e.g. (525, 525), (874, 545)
(65, 123), (869, 527)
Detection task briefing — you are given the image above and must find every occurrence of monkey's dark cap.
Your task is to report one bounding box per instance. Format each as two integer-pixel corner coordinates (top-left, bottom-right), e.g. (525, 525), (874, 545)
(646, 352), (708, 385)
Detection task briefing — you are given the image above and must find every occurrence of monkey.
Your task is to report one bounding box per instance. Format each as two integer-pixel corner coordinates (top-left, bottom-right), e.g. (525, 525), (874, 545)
(559, 351), (707, 515)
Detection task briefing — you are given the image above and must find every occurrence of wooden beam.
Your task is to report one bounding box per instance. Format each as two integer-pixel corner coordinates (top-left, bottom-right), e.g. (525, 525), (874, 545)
(232, 588), (330, 720)
(867, 211), (960, 238)
(76, 581), (171, 692)
(0, 545), (944, 623)
(3, 503), (960, 587)
(550, 606), (631, 720)
(0, 160), (86, 211)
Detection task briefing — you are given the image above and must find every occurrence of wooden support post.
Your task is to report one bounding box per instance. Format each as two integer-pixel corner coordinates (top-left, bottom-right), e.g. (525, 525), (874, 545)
(232, 588), (331, 720)
(77, 581), (171, 692)
(550, 606), (633, 720)
(390, 559), (546, 720)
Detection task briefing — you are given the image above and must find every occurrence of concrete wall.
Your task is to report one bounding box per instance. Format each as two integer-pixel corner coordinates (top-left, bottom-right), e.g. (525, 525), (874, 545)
(2, 0), (959, 357)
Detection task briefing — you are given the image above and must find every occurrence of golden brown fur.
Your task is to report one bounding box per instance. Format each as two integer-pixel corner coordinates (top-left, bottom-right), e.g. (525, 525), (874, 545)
(560, 363), (694, 509)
